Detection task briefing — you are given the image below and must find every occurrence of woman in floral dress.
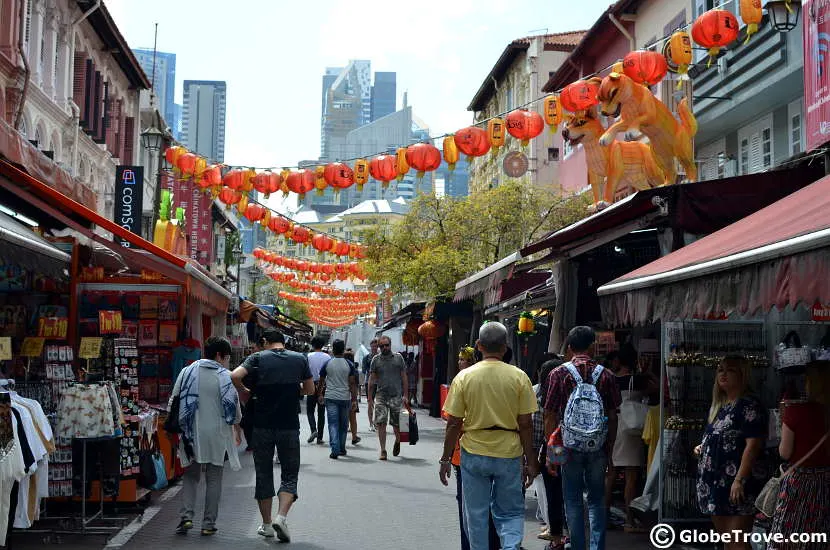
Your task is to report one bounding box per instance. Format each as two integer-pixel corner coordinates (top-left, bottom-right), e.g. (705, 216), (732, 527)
(695, 356), (767, 550)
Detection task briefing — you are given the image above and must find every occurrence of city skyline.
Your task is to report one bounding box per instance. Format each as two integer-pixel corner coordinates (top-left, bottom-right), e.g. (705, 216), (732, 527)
(182, 80), (227, 162)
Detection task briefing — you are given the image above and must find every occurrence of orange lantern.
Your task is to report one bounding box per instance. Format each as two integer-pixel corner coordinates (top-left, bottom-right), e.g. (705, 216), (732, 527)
(164, 145), (185, 167)
(314, 166), (327, 195)
(241, 168), (256, 192)
(740, 0), (762, 42)
(333, 241), (350, 257)
(197, 164), (222, 191)
(405, 143), (442, 178)
(237, 194), (249, 214)
(443, 135), (459, 171)
(622, 50), (669, 86)
(418, 319), (447, 353)
(353, 159), (370, 190)
(323, 163), (355, 190)
(286, 169), (316, 198)
(253, 171), (280, 198)
(560, 80), (599, 112)
(454, 126), (490, 158)
(243, 204), (265, 223)
(665, 31), (693, 78)
(223, 169), (245, 191)
(268, 216), (292, 235)
(311, 233), (333, 253)
(290, 226), (311, 244)
(505, 109), (545, 146)
(543, 95), (563, 133)
(217, 188), (241, 208)
(691, 9), (739, 65)
(487, 118), (506, 154)
(176, 152), (198, 179)
(369, 155), (397, 187)
(261, 209), (271, 228)
(395, 147), (410, 181)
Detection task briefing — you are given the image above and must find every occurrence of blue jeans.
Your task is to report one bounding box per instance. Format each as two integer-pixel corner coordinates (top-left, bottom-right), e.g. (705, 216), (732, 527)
(460, 449), (523, 550)
(325, 399), (350, 455)
(561, 450), (608, 550)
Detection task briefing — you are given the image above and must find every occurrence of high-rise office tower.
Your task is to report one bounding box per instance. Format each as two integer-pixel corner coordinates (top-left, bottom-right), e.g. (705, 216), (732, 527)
(371, 72), (396, 121)
(181, 80), (226, 162)
(133, 49), (179, 138)
(320, 60), (371, 162)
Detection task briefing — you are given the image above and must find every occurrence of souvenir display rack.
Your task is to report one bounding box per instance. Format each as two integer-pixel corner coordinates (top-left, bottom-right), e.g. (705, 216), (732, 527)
(658, 320), (768, 523)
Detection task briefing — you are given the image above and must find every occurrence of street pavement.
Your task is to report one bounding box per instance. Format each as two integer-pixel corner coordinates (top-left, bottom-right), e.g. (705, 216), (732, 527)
(25, 406), (649, 550)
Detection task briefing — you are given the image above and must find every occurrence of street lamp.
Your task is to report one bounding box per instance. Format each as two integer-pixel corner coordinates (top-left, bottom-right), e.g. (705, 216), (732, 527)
(140, 124), (165, 231)
(766, 0), (801, 32)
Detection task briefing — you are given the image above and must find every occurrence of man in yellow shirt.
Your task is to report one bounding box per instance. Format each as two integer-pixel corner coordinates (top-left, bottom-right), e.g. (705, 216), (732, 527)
(439, 321), (539, 550)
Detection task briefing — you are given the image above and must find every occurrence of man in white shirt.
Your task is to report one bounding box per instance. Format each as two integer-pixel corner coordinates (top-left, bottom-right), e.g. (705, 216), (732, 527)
(306, 336), (330, 444)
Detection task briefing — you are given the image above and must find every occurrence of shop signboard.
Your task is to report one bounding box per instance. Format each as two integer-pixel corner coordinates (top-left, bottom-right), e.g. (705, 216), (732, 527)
(78, 337), (103, 359)
(113, 166), (144, 247)
(37, 317), (68, 339)
(99, 310), (123, 334)
(173, 178), (214, 267)
(804, 0), (830, 151)
(812, 301), (830, 321)
(20, 337), (45, 357)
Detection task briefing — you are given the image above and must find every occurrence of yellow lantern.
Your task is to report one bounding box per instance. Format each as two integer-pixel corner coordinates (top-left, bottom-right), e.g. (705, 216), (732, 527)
(353, 159), (369, 190)
(543, 95), (563, 133)
(261, 209), (271, 228)
(517, 311), (536, 336)
(280, 169), (291, 196)
(314, 166), (327, 195)
(193, 156), (207, 180)
(443, 135), (459, 171)
(666, 30), (693, 88)
(242, 168), (256, 193)
(487, 118), (506, 156)
(396, 147), (409, 181)
(740, 0), (763, 43)
(237, 194), (249, 214)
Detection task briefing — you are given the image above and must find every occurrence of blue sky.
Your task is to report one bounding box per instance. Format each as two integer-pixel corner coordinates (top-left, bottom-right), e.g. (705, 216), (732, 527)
(108, 0), (610, 169)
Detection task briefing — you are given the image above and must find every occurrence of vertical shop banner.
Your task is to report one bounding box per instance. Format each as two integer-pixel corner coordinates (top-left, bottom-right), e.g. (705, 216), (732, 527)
(173, 179), (214, 267)
(805, 0), (830, 151)
(114, 166), (144, 247)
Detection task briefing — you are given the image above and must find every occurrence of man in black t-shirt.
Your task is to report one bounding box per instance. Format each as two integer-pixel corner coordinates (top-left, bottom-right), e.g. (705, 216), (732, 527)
(232, 329), (314, 543)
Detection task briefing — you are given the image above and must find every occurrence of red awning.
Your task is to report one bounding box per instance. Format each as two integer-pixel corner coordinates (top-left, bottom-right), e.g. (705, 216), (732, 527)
(0, 159), (231, 313)
(597, 174), (830, 325)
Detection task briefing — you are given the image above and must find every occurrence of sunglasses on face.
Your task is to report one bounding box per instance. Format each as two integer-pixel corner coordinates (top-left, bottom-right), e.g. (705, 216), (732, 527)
(379, 343), (391, 348)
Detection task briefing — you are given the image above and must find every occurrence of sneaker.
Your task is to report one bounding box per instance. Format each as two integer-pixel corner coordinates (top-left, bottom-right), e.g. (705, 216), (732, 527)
(273, 516), (291, 543)
(352, 436), (361, 445)
(307, 434), (316, 444)
(201, 527), (218, 536)
(257, 524), (275, 538)
(338, 449), (347, 456)
(316, 438), (324, 445)
(329, 452), (339, 459)
(176, 519), (193, 535)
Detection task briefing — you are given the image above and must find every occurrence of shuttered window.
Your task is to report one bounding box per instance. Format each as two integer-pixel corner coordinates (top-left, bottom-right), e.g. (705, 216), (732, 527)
(92, 71), (102, 141)
(122, 117), (135, 164)
(738, 115), (773, 175)
(72, 52), (86, 115)
(698, 138), (725, 181)
(789, 99), (804, 156)
(83, 60), (94, 130)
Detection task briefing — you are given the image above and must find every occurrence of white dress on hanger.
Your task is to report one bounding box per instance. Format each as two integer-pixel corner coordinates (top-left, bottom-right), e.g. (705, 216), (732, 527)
(0, 414), (27, 545)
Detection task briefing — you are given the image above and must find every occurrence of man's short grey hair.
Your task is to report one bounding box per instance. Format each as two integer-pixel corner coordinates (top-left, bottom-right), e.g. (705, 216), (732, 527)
(478, 322), (508, 353)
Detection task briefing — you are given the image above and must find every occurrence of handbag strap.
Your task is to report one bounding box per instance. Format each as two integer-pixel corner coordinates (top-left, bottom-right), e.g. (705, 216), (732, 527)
(782, 432), (830, 477)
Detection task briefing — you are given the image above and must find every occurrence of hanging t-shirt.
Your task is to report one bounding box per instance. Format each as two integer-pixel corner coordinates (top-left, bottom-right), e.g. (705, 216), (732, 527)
(171, 345), (202, 382)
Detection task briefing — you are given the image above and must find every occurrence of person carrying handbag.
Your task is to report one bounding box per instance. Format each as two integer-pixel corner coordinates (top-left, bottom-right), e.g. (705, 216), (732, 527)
(766, 361), (830, 549)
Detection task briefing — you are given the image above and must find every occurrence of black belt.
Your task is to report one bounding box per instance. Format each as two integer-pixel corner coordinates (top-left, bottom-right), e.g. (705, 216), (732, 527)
(481, 426), (519, 433)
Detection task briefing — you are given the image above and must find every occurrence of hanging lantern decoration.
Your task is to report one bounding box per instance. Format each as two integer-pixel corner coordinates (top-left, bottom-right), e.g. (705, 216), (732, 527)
(164, 145), (185, 167)
(353, 159), (370, 191)
(261, 209), (271, 228)
(369, 155), (397, 188)
(333, 241), (350, 257)
(237, 193), (249, 215)
(517, 311), (537, 337)
(223, 169), (245, 191)
(443, 135), (459, 171)
(405, 143), (442, 178)
(740, 0), (763, 43)
(560, 80), (600, 113)
(278, 169), (290, 196)
(311, 233), (333, 253)
(505, 109), (545, 146)
(286, 169), (316, 198)
(253, 171), (280, 198)
(314, 166), (327, 195)
(622, 50), (669, 86)
(175, 152), (198, 179)
(324, 162), (355, 190)
(691, 9), (740, 66)
(197, 164), (222, 192)
(418, 318), (447, 354)
(543, 95), (563, 133)
(487, 118), (506, 155)
(241, 169), (257, 193)
(290, 225), (311, 244)
(268, 215), (292, 235)
(218, 188), (241, 209)
(454, 126), (490, 160)
(395, 147), (410, 181)
(243, 203), (265, 223)
(664, 31), (694, 87)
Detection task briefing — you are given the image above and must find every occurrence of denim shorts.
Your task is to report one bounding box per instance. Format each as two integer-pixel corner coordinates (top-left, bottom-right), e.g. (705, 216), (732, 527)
(251, 428), (300, 501)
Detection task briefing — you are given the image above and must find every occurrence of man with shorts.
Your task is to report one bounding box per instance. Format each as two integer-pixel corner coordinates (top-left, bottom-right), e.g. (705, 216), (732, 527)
(231, 329), (315, 542)
(367, 336), (411, 460)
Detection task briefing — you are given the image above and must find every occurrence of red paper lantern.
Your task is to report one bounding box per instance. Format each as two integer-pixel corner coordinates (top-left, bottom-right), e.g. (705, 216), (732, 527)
(268, 216), (292, 234)
(253, 171), (281, 197)
(218, 188), (241, 207)
(285, 169), (316, 197)
(323, 163), (355, 189)
(290, 226), (311, 244)
(454, 126), (491, 158)
(505, 109), (545, 146)
(418, 319), (447, 340)
(312, 233), (333, 253)
(369, 155), (397, 185)
(223, 169), (245, 191)
(164, 146), (185, 166)
(405, 143), (442, 177)
(252, 248), (265, 260)
(560, 80), (600, 112)
(197, 164), (222, 190)
(243, 204), (265, 223)
(691, 9), (740, 61)
(176, 152), (198, 178)
(333, 241), (350, 257)
(622, 50), (669, 86)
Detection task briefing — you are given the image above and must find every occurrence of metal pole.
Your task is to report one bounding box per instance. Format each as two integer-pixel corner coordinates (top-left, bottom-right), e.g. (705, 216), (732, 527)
(150, 23), (158, 102)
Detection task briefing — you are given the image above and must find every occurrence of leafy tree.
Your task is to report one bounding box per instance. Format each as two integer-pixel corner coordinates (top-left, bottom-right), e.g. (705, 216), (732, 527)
(363, 181), (590, 299)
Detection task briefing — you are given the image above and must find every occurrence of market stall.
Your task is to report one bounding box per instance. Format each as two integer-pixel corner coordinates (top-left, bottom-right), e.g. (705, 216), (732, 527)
(597, 173), (830, 525)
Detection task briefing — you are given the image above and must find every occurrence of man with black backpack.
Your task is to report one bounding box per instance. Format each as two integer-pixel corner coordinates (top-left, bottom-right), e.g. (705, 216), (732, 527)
(543, 327), (621, 550)
(231, 329), (315, 543)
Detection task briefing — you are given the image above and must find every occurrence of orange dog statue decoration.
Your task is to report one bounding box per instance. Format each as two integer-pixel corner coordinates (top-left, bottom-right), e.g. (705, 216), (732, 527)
(563, 106), (665, 210)
(594, 72), (698, 184)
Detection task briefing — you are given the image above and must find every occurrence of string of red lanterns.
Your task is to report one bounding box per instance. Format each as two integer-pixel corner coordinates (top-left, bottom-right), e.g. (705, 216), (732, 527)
(253, 248), (366, 279)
